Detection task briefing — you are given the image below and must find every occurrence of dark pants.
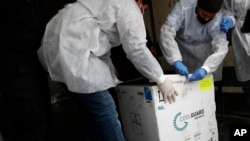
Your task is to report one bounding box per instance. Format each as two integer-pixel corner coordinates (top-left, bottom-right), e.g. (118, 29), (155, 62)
(0, 69), (52, 141)
(70, 90), (125, 141)
(242, 80), (250, 103)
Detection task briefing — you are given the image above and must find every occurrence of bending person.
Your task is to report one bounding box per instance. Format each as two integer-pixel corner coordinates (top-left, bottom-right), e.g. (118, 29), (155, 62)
(37, 0), (178, 140)
(160, 0), (229, 82)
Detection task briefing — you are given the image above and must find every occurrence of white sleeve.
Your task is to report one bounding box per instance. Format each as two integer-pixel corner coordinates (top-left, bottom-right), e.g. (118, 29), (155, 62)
(203, 15), (229, 73)
(116, 2), (164, 83)
(159, 1), (184, 65)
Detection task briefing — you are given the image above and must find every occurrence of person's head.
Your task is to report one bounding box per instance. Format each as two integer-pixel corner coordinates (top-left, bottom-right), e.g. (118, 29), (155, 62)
(196, 0), (223, 24)
(135, 0), (151, 14)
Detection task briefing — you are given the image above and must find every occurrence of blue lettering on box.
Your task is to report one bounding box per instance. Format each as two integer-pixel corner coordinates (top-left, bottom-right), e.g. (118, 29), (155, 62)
(144, 87), (152, 103)
(158, 105), (165, 110)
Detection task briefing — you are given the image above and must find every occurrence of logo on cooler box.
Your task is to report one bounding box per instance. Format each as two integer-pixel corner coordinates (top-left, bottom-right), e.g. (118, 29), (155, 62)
(173, 109), (204, 131)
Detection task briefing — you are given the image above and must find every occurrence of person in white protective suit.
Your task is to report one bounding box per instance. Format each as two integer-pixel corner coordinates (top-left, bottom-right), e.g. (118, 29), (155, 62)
(220, 0), (250, 103)
(37, 0), (178, 140)
(160, 0), (229, 82)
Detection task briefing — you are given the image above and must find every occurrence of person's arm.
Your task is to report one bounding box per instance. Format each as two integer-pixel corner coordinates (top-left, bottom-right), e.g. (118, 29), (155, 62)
(159, 0), (189, 78)
(189, 13), (229, 82)
(159, 1), (184, 65)
(116, 2), (163, 83)
(203, 16), (229, 74)
(116, 1), (178, 103)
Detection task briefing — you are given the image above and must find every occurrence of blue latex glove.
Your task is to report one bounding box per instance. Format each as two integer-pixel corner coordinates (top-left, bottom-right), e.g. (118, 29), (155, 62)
(189, 68), (207, 82)
(220, 17), (234, 33)
(173, 61), (189, 79)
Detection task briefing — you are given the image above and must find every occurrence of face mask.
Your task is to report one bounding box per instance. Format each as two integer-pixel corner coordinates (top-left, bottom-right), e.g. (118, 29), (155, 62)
(195, 7), (214, 25)
(197, 14), (210, 24)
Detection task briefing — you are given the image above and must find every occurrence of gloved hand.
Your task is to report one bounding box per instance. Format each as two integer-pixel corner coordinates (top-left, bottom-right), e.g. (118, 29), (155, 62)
(158, 78), (179, 103)
(189, 68), (207, 82)
(220, 17), (234, 33)
(173, 61), (189, 79)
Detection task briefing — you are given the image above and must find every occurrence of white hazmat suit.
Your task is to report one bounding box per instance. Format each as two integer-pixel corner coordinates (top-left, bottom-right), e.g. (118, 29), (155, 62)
(160, 0), (229, 81)
(222, 0), (250, 82)
(37, 0), (175, 99)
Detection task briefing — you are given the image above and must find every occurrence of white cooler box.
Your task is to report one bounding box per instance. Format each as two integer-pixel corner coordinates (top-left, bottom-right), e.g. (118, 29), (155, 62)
(115, 74), (218, 141)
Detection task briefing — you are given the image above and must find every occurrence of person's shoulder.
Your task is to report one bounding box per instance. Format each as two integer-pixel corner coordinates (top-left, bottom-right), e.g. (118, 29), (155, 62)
(178, 0), (197, 9)
(214, 10), (224, 21)
(179, 0), (197, 6)
(207, 12), (223, 32)
(115, 0), (134, 6)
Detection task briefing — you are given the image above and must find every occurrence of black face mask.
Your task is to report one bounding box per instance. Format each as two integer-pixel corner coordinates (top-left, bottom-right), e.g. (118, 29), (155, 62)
(195, 7), (211, 25)
(197, 14), (210, 24)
